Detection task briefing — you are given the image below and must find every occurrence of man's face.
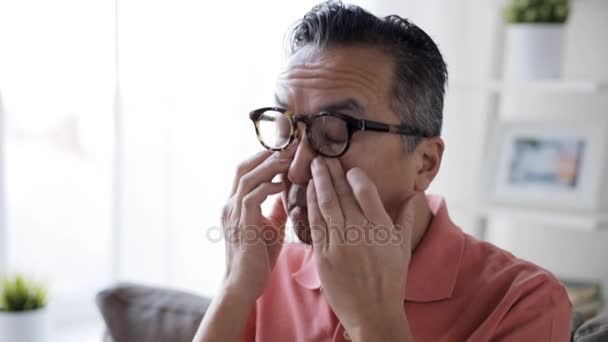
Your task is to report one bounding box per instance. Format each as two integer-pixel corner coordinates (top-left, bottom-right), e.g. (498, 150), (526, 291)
(275, 45), (418, 244)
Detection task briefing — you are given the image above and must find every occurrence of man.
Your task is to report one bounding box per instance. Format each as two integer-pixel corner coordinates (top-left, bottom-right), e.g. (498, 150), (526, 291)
(194, 1), (572, 341)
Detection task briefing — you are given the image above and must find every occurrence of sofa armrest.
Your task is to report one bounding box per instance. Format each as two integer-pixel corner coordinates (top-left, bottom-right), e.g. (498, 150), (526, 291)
(96, 283), (212, 342)
(573, 311), (608, 342)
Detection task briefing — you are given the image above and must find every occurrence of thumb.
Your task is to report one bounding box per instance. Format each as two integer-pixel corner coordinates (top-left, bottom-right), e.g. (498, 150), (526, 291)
(394, 197), (416, 255)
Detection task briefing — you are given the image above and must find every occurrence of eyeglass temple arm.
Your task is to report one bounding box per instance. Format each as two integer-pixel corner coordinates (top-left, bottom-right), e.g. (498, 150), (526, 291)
(356, 119), (428, 137)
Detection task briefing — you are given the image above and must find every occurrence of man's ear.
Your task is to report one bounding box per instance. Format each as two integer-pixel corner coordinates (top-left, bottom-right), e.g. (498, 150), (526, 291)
(413, 137), (444, 192)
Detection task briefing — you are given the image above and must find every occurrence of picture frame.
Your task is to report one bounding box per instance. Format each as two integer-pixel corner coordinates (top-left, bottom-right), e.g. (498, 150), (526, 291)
(485, 119), (608, 211)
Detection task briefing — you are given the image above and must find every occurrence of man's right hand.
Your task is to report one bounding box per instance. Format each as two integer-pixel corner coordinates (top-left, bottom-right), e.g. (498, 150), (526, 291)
(221, 149), (293, 302)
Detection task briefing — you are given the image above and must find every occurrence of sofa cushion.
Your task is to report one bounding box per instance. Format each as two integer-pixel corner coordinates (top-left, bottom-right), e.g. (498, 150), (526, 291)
(573, 312), (608, 342)
(96, 283), (600, 342)
(96, 283), (211, 342)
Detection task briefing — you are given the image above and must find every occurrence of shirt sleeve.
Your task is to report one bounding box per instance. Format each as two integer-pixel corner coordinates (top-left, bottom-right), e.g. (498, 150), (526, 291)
(491, 280), (572, 342)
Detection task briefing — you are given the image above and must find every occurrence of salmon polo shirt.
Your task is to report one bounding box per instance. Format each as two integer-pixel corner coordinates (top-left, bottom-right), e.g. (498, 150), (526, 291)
(242, 195), (572, 342)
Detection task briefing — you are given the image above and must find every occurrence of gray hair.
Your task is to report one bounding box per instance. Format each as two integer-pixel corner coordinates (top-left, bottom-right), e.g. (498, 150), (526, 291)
(288, 0), (447, 152)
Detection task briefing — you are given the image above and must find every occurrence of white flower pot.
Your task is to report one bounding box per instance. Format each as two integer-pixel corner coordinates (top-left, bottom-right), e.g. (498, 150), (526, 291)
(0, 308), (50, 342)
(504, 24), (566, 80)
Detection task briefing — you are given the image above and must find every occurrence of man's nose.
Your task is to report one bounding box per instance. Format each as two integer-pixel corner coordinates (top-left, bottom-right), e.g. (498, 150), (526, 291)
(286, 128), (316, 186)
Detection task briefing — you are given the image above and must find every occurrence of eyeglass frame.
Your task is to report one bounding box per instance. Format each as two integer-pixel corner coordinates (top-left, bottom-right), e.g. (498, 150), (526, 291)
(249, 106), (432, 158)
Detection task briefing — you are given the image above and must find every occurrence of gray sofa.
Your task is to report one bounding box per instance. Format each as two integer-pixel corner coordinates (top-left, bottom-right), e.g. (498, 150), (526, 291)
(96, 283), (608, 342)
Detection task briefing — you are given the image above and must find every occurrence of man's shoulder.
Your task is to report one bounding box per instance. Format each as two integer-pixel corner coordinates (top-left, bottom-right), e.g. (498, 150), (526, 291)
(459, 233), (570, 309)
(454, 234), (572, 340)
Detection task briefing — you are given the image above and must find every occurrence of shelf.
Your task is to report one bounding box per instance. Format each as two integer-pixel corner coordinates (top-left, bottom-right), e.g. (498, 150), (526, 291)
(450, 80), (608, 94)
(452, 204), (608, 232)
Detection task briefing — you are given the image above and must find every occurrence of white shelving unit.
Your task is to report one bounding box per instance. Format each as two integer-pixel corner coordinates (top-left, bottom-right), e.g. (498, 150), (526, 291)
(452, 203), (608, 232)
(0, 89), (7, 275)
(450, 78), (608, 234)
(450, 77), (608, 236)
(447, 9), (608, 237)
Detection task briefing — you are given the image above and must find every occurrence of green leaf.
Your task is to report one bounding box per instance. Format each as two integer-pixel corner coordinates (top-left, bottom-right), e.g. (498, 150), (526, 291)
(504, 0), (569, 23)
(0, 274), (48, 311)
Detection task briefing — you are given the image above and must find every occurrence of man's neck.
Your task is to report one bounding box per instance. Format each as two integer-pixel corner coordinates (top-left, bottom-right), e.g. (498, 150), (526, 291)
(410, 193), (434, 252)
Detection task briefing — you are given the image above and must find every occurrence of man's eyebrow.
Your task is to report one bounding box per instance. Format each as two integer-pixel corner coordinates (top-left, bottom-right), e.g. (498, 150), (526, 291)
(319, 98), (364, 116)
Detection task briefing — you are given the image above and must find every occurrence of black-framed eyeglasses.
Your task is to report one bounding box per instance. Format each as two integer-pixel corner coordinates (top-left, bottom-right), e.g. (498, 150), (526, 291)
(249, 107), (431, 158)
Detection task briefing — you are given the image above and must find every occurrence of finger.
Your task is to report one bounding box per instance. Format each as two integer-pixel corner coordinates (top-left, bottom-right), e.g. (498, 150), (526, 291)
(394, 197), (416, 255)
(235, 151), (293, 199)
(230, 150), (272, 196)
(307, 180), (328, 251)
(240, 182), (286, 222)
(311, 157), (344, 245)
(324, 158), (360, 216)
(346, 167), (391, 225)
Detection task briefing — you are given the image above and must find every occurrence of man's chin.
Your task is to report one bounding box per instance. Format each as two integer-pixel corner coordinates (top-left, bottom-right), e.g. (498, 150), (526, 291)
(289, 207), (312, 245)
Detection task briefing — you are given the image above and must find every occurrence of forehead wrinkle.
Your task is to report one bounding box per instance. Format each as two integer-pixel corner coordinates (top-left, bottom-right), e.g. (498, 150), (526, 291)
(278, 65), (383, 91)
(278, 78), (373, 94)
(286, 64), (381, 83)
(276, 78), (374, 112)
(276, 71), (384, 108)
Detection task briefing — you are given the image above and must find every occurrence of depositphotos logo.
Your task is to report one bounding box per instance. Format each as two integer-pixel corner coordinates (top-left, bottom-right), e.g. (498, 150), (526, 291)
(204, 221), (405, 247)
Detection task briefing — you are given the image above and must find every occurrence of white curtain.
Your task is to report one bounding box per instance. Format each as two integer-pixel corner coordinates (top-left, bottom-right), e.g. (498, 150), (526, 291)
(0, 0), (115, 326)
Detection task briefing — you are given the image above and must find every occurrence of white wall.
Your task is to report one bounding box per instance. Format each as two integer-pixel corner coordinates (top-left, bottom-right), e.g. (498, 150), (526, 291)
(0, 90), (5, 275)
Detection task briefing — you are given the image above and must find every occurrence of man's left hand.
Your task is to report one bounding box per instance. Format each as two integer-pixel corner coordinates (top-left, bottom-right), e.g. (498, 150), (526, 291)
(307, 157), (415, 341)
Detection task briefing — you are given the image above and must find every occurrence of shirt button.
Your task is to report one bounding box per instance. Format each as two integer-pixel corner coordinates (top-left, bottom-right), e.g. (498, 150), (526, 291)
(343, 330), (351, 341)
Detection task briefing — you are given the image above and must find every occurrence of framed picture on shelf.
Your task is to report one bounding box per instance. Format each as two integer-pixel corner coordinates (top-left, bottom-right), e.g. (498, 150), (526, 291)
(485, 119), (608, 211)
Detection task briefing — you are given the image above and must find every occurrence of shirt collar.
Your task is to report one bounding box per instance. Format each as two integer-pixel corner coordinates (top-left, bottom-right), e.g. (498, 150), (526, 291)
(291, 195), (465, 302)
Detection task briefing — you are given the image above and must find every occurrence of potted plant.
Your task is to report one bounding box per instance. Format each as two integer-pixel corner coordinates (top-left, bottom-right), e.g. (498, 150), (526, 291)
(0, 274), (49, 342)
(503, 0), (570, 80)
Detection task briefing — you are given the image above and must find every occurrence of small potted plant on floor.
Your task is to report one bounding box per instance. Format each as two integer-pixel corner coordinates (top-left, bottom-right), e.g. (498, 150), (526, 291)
(503, 0), (570, 79)
(0, 274), (49, 342)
